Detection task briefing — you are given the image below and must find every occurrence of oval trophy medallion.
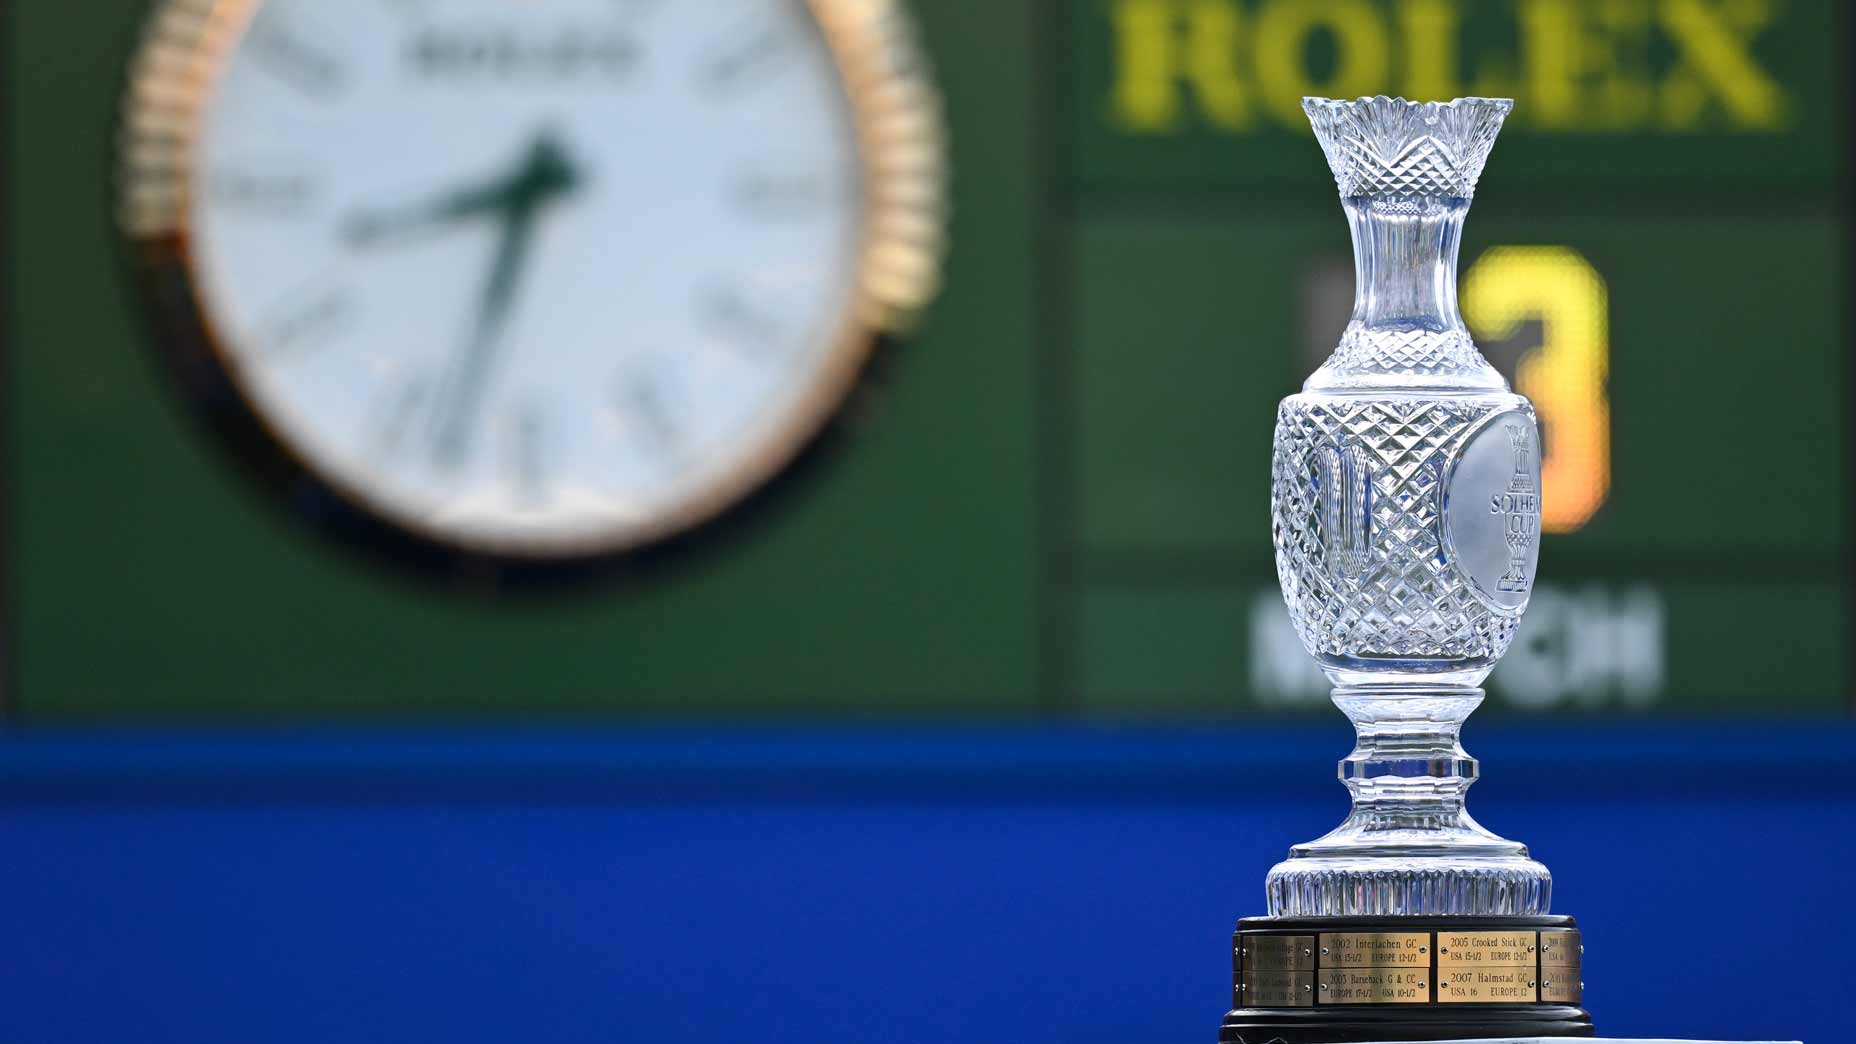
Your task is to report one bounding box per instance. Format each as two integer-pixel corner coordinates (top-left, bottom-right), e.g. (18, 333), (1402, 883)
(1443, 408), (1542, 613)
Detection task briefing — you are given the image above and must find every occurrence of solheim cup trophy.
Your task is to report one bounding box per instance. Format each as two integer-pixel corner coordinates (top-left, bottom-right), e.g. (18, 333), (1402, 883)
(1220, 97), (1592, 1044)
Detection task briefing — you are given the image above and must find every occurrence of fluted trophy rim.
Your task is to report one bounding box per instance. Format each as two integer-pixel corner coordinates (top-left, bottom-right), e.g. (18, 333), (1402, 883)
(1300, 94), (1516, 116)
(1301, 95), (1515, 201)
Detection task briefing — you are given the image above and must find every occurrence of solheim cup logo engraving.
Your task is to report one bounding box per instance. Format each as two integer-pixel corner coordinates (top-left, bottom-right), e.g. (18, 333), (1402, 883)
(1442, 408), (1541, 612)
(1494, 422), (1540, 595)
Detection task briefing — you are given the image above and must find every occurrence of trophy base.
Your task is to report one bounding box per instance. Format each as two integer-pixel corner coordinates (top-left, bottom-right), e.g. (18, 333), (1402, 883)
(1221, 915), (1593, 1044)
(1220, 1004), (1594, 1044)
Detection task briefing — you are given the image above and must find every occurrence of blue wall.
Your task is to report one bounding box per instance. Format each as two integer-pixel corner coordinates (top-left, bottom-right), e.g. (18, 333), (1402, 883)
(3, 725), (1851, 1044)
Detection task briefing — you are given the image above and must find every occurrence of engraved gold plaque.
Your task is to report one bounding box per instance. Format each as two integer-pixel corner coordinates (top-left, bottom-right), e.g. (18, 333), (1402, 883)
(1436, 965), (1539, 1003)
(1241, 970), (1314, 1007)
(1319, 967), (1431, 1005)
(1243, 935), (1316, 972)
(1539, 931), (1581, 968)
(1230, 921), (1588, 1016)
(1540, 972), (1582, 1005)
(1318, 932), (1429, 967)
(1436, 930), (1535, 966)
(1538, 932), (1581, 1005)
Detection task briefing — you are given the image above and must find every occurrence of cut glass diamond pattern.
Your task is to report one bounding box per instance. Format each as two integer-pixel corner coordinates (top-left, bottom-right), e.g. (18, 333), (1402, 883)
(1274, 397), (1524, 667)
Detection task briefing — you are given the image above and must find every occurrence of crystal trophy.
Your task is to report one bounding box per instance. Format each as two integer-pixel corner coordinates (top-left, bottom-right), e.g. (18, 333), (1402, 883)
(1220, 97), (1592, 1043)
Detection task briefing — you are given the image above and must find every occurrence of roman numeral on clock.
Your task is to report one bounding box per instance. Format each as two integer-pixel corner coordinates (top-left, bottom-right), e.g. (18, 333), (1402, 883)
(248, 13), (349, 98)
(698, 283), (784, 359)
(256, 283), (354, 359)
(615, 373), (681, 460)
(696, 21), (796, 97)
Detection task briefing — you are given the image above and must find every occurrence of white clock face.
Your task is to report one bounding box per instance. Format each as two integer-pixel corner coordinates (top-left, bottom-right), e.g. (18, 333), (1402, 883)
(187, 0), (867, 554)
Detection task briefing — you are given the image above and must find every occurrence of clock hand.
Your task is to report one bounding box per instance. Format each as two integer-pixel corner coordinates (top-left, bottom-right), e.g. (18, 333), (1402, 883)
(343, 133), (582, 247)
(427, 200), (539, 469)
(425, 133), (581, 470)
(345, 180), (516, 248)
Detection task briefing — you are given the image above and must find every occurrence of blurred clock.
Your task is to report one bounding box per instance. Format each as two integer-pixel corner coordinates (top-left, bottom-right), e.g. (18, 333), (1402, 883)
(120, 0), (944, 567)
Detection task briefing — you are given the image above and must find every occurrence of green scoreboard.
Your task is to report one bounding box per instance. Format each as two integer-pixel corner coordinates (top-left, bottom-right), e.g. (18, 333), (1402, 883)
(5, 0), (1846, 718)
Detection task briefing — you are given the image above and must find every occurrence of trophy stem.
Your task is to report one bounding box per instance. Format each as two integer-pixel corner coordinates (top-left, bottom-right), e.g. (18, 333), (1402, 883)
(1337, 685), (1479, 824)
(1265, 686), (1551, 917)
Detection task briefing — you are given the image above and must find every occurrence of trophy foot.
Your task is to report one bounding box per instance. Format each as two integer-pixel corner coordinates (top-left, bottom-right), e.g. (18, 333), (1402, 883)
(1222, 914), (1593, 1043)
(1266, 855), (1552, 917)
(1265, 684), (1553, 916)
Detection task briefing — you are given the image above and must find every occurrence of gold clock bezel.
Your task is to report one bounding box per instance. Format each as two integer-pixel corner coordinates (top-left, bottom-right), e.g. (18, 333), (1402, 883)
(119, 0), (946, 563)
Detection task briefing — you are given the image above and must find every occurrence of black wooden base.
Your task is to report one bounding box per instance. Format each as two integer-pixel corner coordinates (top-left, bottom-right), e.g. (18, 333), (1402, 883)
(1219, 1003), (1594, 1044)
(1220, 915), (1595, 1044)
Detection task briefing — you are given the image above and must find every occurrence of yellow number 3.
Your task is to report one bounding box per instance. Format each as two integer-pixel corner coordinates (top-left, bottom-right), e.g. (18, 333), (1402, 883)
(1463, 246), (1611, 534)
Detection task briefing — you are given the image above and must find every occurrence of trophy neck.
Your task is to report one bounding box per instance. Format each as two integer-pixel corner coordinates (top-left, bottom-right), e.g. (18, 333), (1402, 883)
(1299, 95), (1515, 395)
(1305, 194), (1507, 394)
(1348, 195), (1467, 337)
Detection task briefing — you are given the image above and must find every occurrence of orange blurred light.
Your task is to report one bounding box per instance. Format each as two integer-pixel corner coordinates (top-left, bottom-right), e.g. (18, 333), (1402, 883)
(1464, 246), (1611, 534)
